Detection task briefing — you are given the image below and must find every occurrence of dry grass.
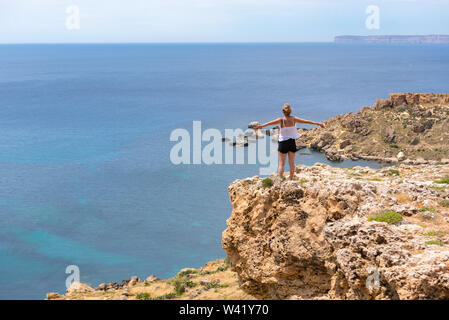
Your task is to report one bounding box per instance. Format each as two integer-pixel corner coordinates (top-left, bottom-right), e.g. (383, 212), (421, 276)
(396, 192), (412, 204)
(53, 259), (255, 301)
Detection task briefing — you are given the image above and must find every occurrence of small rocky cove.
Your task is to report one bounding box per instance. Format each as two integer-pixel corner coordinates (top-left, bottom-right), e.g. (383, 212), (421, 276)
(47, 93), (449, 300)
(297, 93), (449, 164)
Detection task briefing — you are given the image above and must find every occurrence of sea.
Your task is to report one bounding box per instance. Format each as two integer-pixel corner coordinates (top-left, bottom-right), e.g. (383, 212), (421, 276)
(1, 43), (448, 299)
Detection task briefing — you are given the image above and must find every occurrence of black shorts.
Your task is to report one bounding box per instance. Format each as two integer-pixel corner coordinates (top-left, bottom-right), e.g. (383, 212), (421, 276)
(278, 138), (297, 154)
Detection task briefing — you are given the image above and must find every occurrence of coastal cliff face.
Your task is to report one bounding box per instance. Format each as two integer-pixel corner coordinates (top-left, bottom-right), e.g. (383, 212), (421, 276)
(297, 93), (449, 164)
(335, 35), (449, 44)
(222, 164), (449, 299)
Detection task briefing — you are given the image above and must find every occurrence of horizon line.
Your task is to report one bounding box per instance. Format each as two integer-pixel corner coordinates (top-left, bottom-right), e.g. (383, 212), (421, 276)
(0, 41), (334, 45)
(1, 41), (448, 46)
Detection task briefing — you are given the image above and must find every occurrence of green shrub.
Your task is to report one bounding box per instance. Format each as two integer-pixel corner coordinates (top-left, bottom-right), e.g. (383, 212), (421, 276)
(368, 211), (403, 224)
(440, 200), (449, 207)
(420, 212), (435, 221)
(422, 119), (434, 130)
(177, 269), (197, 277)
(203, 282), (228, 290)
(199, 270), (211, 275)
(216, 265), (228, 273)
(204, 282), (219, 290)
(200, 259), (230, 276)
(419, 207), (438, 213)
(164, 292), (178, 299)
(423, 231), (445, 237)
(387, 169), (400, 176)
(434, 177), (449, 184)
(172, 278), (197, 296)
(430, 186), (447, 193)
(224, 256), (230, 267)
(262, 178), (273, 188)
(425, 240), (444, 246)
(151, 292), (177, 300)
(174, 282), (186, 296)
(136, 293), (151, 300)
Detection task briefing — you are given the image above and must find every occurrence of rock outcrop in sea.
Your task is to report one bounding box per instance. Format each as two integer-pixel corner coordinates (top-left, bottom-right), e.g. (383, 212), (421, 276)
(222, 164), (449, 299)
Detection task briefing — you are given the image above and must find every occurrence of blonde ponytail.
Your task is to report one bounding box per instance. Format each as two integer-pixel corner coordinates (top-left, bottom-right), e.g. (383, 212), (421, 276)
(282, 104), (292, 116)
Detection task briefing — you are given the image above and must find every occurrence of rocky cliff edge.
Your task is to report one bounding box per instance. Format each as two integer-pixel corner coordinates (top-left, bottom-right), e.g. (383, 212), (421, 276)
(222, 163), (449, 299)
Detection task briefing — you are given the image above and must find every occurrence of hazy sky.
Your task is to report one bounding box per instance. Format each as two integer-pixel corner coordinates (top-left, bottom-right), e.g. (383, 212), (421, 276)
(0, 0), (448, 43)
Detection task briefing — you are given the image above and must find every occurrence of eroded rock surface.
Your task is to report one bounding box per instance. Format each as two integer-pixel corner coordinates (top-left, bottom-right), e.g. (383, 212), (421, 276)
(222, 164), (449, 299)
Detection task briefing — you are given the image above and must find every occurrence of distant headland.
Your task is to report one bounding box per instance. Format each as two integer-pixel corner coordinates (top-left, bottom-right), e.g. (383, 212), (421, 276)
(335, 35), (449, 44)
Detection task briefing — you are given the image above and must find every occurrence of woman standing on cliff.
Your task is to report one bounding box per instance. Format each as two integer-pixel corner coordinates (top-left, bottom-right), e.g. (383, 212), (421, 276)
(254, 104), (325, 180)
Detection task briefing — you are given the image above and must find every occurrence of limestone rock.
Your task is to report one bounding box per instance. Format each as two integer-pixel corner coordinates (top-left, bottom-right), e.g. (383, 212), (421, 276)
(339, 139), (351, 149)
(223, 164), (449, 300)
(341, 115), (369, 135)
(310, 133), (335, 150)
(145, 275), (159, 283)
(397, 152), (406, 161)
(413, 123), (426, 133)
(230, 139), (249, 147)
(383, 128), (396, 143)
(128, 276), (141, 287)
(389, 93), (408, 106)
(106, 282), (120, 290)
(188, 289), (202, 298)
(374, 99), (392, 110)
(248, 121), (259, 129)
(66, 282), (94, 295)
(46, 292), (61, 300)
(96, 283), (107, 291)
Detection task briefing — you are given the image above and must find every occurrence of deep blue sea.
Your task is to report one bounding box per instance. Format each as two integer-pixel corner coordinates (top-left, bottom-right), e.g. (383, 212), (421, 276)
(1, 43), (449, 299)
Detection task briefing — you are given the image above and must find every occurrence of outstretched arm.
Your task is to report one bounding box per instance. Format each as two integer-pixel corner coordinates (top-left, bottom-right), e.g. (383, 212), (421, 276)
(295, 117), (325, 128)
(254, 118), (282, 130)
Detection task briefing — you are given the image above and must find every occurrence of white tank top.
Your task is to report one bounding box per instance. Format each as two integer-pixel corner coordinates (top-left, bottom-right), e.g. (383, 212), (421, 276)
(279, 117), (301, 142)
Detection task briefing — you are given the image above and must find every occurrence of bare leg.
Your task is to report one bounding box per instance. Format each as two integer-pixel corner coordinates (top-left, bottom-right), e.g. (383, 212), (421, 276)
(278, 152), (287, 179)
(288, 151), (296, 180)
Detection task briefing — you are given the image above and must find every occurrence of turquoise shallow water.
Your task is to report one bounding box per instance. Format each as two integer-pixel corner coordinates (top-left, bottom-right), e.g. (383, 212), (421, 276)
(1, 43), (449, 299)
